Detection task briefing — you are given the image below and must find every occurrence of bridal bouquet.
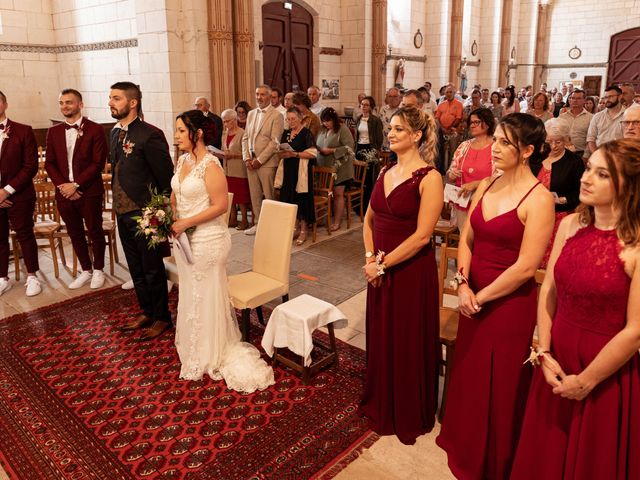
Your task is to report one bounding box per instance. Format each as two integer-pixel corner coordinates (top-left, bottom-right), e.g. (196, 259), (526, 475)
(133, 187), (174, 248)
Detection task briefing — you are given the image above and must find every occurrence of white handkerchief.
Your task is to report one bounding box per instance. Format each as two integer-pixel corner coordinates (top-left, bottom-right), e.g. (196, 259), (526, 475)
(174, 232), (194, 265)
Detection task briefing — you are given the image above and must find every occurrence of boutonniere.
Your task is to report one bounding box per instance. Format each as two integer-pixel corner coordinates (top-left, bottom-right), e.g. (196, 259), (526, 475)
(123, 139), (135, 156)
(1, 126), (11, 140)
(77, 122), (84, 139)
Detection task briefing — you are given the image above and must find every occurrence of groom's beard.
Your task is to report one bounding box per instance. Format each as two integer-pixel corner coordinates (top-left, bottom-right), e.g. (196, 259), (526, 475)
(111, 104), (130, 120)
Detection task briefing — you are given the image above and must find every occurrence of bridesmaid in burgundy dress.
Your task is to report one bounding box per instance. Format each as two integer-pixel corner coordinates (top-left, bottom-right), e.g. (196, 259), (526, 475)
(511, 139), (640, 479)
(360, 106), (443, 445)
(437, 113), (555, 478)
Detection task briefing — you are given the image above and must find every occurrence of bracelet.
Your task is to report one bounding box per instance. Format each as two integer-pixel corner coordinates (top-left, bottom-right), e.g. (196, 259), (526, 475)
(523, 347), (552, 367)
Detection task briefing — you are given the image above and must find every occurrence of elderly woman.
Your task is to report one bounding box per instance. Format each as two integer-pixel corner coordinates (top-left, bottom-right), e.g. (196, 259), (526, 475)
(528, 92), (553, 122)
(234, 100), (251, 129)
(276, 107), (318, 245)
(220, 108), (251, 230)
(530, 118), (584, 268)
(316, 107), (356, 230)
(292, 92), (321, 137)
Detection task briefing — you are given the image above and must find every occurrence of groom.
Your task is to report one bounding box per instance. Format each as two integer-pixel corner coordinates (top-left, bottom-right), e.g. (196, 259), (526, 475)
(109, 82), (174, 340)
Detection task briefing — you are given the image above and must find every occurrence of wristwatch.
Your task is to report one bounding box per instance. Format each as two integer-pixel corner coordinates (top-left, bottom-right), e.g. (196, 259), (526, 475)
(365, 251), (374, 260)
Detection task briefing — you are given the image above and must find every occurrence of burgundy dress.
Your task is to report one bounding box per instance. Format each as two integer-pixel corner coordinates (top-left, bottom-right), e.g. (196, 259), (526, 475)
(359, 166), (440, 445)
(437, 179), (541, 479)
(511, 225), (640, 480)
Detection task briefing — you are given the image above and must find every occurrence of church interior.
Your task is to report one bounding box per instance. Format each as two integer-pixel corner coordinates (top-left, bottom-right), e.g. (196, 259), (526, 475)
(0, 1), (639, 479)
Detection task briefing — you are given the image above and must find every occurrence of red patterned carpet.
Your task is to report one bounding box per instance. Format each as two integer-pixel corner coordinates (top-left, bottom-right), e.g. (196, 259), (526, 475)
(0, 287), (377, 479)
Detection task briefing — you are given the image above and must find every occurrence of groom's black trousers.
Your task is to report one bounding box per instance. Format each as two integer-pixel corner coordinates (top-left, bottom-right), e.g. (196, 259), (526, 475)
(117, 210), (171, 322)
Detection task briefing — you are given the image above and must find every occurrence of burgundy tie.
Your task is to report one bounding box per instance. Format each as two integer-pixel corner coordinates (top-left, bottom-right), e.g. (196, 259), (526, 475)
(64, 123), (79, 130)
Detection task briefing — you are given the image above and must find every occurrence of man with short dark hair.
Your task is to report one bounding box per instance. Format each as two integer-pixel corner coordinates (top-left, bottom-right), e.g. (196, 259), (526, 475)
(587, 85), (625, 153)
(0, 91), (40, 297)
(481, 88), (491, 107)
(193, 96), (223, 149)
(109, 81), (174, 340)
(271, 87), (286, 116)
(379, 87), (401, 150)
(559, 88), (592, 158)
(45, 89), (108, 289)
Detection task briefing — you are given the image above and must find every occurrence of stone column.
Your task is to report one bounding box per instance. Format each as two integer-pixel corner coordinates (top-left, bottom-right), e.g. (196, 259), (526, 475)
(449, 0), (464, 84)
(207, 0), (235, 114)
(499, 0), (514, 85)
(371, 0), (387, 106)
(232, 0), (256, 104)
(533, 2), (552, 90)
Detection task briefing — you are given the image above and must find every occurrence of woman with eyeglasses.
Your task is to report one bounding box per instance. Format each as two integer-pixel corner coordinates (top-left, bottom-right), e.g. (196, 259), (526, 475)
(530, 118), (584, 268)
(447, 108), (496, 230)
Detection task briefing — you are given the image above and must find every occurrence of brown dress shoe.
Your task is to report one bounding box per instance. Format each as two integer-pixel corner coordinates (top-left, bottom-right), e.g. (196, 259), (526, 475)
(119, 314), (153, 331)
(139, 321), (171, 341)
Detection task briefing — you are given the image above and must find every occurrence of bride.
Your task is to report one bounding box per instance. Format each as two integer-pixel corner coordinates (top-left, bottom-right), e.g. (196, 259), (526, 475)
(170, 109), (274, 393)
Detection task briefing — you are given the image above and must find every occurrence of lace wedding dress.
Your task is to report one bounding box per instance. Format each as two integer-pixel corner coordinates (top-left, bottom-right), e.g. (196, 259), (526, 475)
(171, 153), (274, 393)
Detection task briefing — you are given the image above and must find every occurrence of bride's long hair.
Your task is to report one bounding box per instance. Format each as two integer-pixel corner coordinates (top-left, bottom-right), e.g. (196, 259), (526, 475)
(176, 110), (216, 156)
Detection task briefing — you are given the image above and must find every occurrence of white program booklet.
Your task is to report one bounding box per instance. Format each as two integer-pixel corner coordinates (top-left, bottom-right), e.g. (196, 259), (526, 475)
(278, 143), (294, 151)
(444, 183), (471, 208)
(174, 232), (194, 265)
(206, 145), (225, 158)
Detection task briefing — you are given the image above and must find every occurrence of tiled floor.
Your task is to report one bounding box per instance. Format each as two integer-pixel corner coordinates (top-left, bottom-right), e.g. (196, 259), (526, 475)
(0, 213), (455, 480)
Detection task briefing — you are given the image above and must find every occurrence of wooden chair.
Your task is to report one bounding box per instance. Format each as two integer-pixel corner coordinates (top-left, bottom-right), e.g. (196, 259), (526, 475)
(35, 147), (48, 184)
(228, 200), (298, 342)
(312, 166), (335, 242)
(11, 183), (67, 279)
(344, 160), (367, 228)
(437, 245), (459, 422)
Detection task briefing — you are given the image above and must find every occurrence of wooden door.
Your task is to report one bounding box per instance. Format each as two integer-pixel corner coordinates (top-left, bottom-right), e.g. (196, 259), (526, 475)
(583, 76), (602, 97)
(262, 2), (313, 93)
(607, 27), (640, 89)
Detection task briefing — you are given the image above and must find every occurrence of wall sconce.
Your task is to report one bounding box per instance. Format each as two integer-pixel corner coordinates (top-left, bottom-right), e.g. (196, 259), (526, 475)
(388, 44), (393, 56)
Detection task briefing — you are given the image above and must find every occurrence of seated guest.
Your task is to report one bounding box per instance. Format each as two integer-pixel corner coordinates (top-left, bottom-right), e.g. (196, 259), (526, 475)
(527, 92), (553, 122)
(234, 100), (251, 129)
(221, 109), (251, 230)
(316, 107), (355, 230)
(292, 92), (321, 137)
(622, 104), (640, 139)
(502, 85), (520, 115)
(511, 139), (640, 480)
(275, 108), (317, 246)
(45, 88), (107, 290)
(530, 118), (584, 268)
(193, 96), (223, 149)
(0, 90), (40, 297)
(489, 91), (504, 120)
(355, 96), (383, 210)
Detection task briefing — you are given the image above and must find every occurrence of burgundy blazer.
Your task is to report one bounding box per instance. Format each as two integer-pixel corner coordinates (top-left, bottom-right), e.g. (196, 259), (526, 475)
(0, 119), (37, 202)
(45, 117), (107, 198)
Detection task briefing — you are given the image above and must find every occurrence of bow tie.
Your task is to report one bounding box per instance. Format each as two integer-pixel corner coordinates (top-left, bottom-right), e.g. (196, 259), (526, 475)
(65, 124), (80, 130)
(0, 124), (5, 130)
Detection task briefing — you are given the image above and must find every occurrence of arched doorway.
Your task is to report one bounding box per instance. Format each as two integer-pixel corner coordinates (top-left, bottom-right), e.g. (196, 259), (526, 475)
(607, 27), (640, 89)
(262, 2), (313, 92)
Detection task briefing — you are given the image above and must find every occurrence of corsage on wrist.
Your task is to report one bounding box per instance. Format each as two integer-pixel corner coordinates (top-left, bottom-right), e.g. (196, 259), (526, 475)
(375, 250), (386, 277)
(449, 267), (468, 289)
(523, 347), (552, 367)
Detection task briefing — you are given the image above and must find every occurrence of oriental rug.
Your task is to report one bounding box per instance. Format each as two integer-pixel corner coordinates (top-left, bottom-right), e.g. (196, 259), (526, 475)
(0, 287), (377, 479)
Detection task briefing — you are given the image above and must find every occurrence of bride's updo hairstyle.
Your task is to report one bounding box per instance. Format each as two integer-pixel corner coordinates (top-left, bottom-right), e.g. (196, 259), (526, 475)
(498, 113), (550, 166)
(390, 106), (438, 165)
(176, 109), (216, 153)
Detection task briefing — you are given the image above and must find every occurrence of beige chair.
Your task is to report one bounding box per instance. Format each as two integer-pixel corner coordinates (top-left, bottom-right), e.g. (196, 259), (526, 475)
(228, 199), (298, 341)
(164, 192), (234, 284)
(312, 166), (335, 242)
(344, 159), (367, 228)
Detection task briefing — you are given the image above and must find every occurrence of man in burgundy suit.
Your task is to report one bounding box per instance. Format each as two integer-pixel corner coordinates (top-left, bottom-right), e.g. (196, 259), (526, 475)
(0, 91), (41, 297)
(45, 89), (107, 289)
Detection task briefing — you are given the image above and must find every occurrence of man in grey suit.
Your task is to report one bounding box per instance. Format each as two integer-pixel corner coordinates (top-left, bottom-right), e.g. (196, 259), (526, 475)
(241, 85), (284, 235)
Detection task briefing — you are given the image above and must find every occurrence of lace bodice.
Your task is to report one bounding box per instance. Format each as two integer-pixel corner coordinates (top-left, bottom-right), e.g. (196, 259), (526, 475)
(554, 225), (631, 335)
(171, 153), (227, 235)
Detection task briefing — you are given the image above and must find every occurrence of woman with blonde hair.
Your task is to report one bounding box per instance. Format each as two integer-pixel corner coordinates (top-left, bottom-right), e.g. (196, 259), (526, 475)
(360, 106), (443, 445)
(511, 138), (640, 479)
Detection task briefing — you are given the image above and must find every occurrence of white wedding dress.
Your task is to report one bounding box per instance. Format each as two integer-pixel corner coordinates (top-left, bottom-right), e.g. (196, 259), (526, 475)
(171, 153), (274, 393)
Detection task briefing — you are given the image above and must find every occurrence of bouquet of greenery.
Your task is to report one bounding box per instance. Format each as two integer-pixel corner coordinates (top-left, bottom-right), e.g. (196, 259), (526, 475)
(132, 187), (174, 249)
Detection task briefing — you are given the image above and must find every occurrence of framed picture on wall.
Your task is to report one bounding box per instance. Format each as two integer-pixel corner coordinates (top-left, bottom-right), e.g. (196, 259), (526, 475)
(322, 79), (340, 100)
